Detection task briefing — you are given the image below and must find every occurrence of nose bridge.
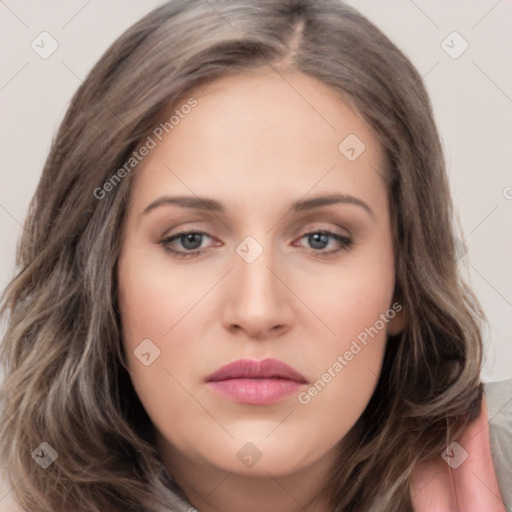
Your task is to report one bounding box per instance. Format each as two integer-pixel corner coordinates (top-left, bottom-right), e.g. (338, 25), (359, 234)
(221, 234), (292, 336)
(234, 235), (282, 305)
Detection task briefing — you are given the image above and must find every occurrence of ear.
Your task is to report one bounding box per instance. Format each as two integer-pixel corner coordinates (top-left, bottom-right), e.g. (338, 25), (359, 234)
(386, 303), (407, 336)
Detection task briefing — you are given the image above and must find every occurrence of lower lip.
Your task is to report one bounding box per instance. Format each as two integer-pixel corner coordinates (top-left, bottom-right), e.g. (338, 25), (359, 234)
(207, 378), (305, 405)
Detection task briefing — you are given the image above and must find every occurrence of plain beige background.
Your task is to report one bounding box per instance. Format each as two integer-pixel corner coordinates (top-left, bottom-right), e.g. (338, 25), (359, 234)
(0, 0), (511, 386)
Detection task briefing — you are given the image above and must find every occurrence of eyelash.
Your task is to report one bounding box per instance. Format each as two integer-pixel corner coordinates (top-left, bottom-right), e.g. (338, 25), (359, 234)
(159, 230), (353, 259)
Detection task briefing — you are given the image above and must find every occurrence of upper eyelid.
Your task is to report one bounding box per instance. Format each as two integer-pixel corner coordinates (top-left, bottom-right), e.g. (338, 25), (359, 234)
(162, 226), (349, 238)
(161, 218), (351, 237)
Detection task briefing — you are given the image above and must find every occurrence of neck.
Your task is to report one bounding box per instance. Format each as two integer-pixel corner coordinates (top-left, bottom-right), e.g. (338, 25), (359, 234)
(157, 437), (335, 512)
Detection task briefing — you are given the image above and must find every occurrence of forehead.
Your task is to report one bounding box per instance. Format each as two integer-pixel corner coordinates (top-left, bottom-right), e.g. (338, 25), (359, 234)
(129, 69), (389, 217)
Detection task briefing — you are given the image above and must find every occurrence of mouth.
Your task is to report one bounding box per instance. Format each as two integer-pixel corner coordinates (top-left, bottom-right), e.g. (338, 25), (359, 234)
(205, 358), (308, 405)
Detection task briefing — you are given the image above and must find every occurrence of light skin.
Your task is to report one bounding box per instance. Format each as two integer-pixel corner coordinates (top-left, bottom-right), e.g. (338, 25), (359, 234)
(117, 68), (406, 512)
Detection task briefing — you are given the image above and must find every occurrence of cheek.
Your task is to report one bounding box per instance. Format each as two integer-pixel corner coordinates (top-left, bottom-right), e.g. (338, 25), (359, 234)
(295, 291), (391, 451)
(118, 246), (214, 344)
(294, 237), (395, 422)
(117, 247), (216, 414)
(305, 238), (396, 352)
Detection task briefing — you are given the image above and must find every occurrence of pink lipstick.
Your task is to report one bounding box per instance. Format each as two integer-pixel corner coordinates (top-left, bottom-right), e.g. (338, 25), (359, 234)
(206, 358), (307, 405)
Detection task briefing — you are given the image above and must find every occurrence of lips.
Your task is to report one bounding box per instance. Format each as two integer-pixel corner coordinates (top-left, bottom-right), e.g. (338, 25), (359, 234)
(206, 358), (307, 383)
(206, 358), (307, 405)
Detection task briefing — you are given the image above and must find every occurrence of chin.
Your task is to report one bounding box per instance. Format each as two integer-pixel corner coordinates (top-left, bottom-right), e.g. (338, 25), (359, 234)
(207, 436), (325, 477)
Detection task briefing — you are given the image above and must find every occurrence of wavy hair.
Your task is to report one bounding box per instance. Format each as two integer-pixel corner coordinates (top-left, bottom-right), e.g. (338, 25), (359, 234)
(0, 0), (484, 510)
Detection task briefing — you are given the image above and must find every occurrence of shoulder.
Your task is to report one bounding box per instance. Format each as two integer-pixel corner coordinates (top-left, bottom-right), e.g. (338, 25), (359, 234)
(484, 378), (512, 509)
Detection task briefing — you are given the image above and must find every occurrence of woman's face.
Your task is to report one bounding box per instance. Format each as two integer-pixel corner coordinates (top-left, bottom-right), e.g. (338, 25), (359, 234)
(118, 69), (404, 481)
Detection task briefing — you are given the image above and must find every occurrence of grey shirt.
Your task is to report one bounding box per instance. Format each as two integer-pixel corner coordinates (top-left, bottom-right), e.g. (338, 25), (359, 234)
(485, 378), (512, 510)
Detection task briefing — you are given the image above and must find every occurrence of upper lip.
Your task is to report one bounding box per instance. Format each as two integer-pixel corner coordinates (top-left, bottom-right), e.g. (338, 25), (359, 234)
(206, 358), (308, 383)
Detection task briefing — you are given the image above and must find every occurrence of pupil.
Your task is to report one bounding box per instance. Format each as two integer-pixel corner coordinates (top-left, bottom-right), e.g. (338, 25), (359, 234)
(309, 233), (328, 249)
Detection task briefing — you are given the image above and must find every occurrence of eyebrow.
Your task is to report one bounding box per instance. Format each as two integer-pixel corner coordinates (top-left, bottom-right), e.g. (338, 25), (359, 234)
(143, 193), (374, 218)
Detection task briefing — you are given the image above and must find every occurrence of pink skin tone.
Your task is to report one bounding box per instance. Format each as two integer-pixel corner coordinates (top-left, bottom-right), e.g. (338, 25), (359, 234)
(117, 68), (406, 512)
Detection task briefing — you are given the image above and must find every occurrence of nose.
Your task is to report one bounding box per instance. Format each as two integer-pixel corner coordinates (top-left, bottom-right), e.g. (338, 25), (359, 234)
(221, 245), (294, 340)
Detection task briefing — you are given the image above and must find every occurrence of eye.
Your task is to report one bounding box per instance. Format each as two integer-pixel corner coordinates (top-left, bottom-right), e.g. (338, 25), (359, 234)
(159, 231), (216, 259)
(159, 229), (353, 260)
(293, 230), (353, 256)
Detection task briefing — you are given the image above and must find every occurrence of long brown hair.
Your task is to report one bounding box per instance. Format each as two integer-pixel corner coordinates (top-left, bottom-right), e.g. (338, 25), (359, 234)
(0, 1), (484, 510)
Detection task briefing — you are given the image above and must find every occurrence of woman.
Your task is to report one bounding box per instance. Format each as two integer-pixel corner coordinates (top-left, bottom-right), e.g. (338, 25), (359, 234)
(0, 1), (510, 511)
